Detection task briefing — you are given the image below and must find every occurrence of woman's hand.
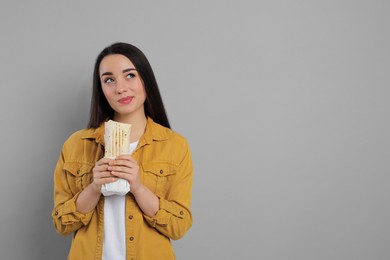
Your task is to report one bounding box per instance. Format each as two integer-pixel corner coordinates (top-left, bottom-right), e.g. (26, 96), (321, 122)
(108, 154), (143, 193)
(108, 154), (159, 216)
(76, 157), (118, 214)
(92, 157), (118, 193)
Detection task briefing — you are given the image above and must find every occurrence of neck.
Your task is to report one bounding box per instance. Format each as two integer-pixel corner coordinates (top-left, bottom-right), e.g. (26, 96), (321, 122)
(113, 113), (147, 143)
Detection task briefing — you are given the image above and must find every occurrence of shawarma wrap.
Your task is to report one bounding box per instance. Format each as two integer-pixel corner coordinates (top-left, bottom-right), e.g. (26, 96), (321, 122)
(100, 120), (132, 196)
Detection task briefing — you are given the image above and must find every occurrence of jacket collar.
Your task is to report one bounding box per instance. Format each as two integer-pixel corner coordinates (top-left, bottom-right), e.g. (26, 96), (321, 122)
(81, 117), (170, 146)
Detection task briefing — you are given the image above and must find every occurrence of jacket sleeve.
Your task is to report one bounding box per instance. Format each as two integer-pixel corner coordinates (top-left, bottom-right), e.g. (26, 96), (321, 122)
(143, 145), (193, 240)
(51, 148), (94, 236)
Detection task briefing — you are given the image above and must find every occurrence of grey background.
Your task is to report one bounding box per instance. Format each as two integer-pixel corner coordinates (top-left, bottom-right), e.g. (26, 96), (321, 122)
(0, 0), (389, 259)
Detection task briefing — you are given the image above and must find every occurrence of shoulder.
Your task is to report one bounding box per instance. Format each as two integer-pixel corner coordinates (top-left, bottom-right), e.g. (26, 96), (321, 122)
(150, 120), (189, 148)
(64, 128), (90, 144)
(169, 129), (189, 149)
(62, 127), (100, 152)
(147, 119), (191, 162)
(60, 127), (103, 165)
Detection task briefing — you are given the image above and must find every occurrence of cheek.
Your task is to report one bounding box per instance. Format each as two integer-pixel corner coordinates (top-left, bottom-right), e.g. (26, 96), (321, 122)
(102, 87), (114, 103)
(135, 81), (146, 97)
(138, 88), (147, 103)
(101, 85), (111, 96)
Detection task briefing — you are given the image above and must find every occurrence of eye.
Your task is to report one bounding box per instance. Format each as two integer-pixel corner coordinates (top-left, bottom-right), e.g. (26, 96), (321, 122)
(127, 73), (135, 79)
(104, 78), (114, 84)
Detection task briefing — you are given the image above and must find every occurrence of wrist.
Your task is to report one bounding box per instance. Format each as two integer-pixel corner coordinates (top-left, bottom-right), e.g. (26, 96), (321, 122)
(131, 183), (145, 197)
(90, 182), (101, 194)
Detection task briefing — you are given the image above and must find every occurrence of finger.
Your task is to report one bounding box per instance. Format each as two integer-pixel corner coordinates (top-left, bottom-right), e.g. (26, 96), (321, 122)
(95, 177), (119, 186)
(93, 164), (109, 172)
(110, 171), (132, 181)
(108, 165), (139, 174)
(110, 159), (138, 168)
(94, 171), (114, 179)
(107, 166), (127, 174)
(108, 164), (140, 176)
(116, 154), (137, 163)
(96, 157), (113, 166)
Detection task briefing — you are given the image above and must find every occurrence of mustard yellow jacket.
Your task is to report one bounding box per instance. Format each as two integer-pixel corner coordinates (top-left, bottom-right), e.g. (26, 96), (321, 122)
(52, 117), (193, 260)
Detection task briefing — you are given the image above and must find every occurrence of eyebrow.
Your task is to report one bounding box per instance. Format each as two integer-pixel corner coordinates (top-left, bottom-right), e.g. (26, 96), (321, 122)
(100, 68), (136, 77)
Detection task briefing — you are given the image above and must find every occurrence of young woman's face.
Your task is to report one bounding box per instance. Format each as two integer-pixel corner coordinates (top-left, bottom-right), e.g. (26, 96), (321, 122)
(99, 54), (146, 120)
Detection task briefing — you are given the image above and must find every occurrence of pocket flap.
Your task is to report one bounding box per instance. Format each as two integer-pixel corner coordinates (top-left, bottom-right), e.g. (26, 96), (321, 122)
(142, 162), (177, 177)
(63, 162), (93, 176)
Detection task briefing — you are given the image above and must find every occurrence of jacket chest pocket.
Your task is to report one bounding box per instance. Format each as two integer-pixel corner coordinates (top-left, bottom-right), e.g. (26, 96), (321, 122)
(141, 162), (177, 197)
(63, 162), (93, 195)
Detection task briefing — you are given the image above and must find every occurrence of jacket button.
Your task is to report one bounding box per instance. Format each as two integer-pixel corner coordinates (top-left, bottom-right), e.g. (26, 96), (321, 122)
(129, 236), (134, 241)
(180, 211), (184, 215)
(160, 169), (164, 174)
(128, 215), (133, 220)
(77, 169), (80, 174)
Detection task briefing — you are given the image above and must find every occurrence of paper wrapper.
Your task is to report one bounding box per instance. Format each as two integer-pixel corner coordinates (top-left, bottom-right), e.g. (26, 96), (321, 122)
(101, 120), (132, 196)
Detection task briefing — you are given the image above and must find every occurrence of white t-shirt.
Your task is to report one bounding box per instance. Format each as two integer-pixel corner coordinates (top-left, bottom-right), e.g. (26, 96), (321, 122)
(102, 140), (139, 260)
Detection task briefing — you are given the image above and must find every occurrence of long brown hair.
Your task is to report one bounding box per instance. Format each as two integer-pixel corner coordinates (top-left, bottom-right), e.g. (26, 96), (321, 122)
(88, 42), (170, 129)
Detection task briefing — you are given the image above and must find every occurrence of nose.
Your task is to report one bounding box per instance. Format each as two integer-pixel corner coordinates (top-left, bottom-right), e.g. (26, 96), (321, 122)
(116, 78), (128, 94)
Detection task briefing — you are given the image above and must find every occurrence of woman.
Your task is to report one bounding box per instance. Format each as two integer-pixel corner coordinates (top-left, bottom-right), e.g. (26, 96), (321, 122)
(52, 42), (193, 260)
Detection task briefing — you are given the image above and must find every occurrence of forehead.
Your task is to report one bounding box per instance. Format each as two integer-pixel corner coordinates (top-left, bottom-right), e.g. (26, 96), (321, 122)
(99, 54), (135, 73)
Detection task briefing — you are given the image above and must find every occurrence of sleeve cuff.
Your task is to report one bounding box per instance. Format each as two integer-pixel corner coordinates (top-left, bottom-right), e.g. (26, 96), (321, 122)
(144, 197), (185, 227)
(54, 192), (94, 226)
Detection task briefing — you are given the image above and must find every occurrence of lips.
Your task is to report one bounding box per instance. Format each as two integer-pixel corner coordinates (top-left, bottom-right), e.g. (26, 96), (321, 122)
(118, 96), (133, 104)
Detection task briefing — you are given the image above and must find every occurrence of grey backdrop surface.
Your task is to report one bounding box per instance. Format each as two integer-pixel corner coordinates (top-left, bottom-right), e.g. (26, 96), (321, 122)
(1, 0), (389, 259)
